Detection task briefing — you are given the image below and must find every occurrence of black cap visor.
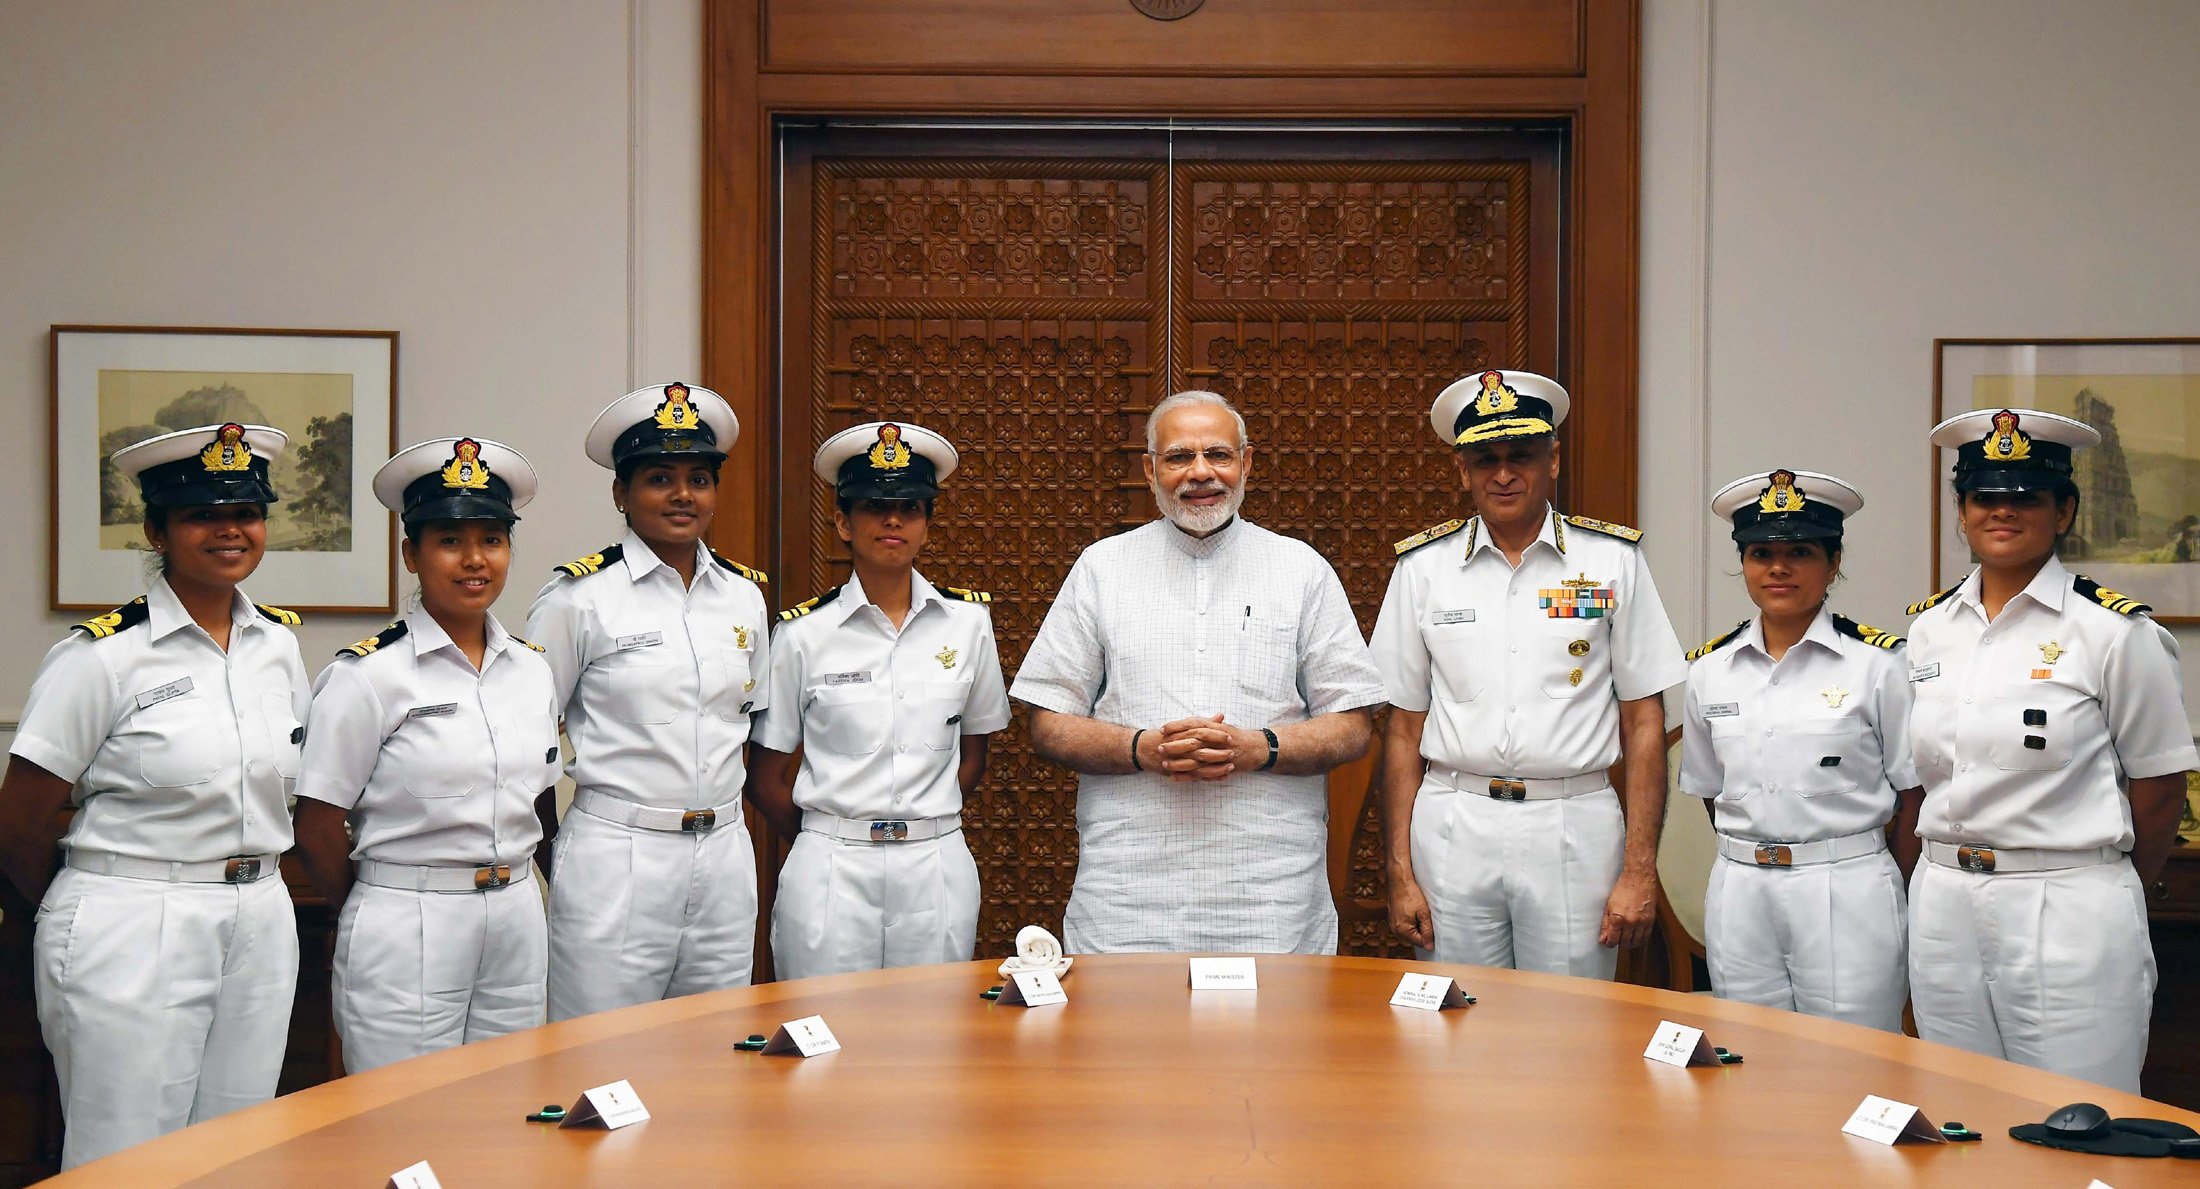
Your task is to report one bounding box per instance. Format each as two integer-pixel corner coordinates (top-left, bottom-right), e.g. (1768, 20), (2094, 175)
(1954, 466), (2065, 494)
(1731, 517), (1841, 545)
(612, 424), (725, 468)
(140, 471), (279, 509)
(402, 493), (520, 529)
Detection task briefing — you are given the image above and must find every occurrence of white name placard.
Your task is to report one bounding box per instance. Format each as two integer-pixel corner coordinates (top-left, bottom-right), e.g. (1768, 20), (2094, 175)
(999, 969), (1067, 1007)
(761, 1014), (842, 1057)
(1189, 957), (1258, 990)
(1642, 1020), (1720, 1068)
(386, 1161), (443, 1189)
(1389, 972), (1474, 1011)
(559, 1079), (651, 1131)
(1840, 1095), (1947, 1145)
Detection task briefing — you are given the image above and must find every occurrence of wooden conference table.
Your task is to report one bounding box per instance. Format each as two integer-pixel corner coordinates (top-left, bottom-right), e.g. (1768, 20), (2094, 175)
(49, 955), (2200, 1186)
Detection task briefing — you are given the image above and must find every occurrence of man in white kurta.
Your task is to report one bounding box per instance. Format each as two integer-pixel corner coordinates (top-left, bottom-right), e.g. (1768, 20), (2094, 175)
(1010, 391), (1386, 954)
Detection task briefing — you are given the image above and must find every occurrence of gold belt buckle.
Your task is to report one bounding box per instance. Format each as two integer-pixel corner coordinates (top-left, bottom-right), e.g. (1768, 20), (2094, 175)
(1486, 779), (1528, 801)
(1957, 845), (1997, 873)
(682, 809), (717, 833)
(1753, 844), (1793, 867)
(870, 820), (911, 842)
(223, 856), (262, 883)
(474, 864), (512, 890)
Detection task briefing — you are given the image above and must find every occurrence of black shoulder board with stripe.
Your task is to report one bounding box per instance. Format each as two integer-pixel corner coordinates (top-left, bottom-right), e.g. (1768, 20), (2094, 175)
(1393, 519), (1466, 557)
(1564, 515), (1644, 543)
(337, 621), (409, 659)
(1904, 582), (1963, 616)
(1686, 620), (1749, 662)
(777, 585), (843, 623)
(70, 597), (149, 640)
(942, 585), (992, 604)
(711, 552), (769, 585)
(1832, 614), (1903, 650)
(255, 602), (302, 626)
(555, 543), (625, 579)
(2074, 575), (2153, 616)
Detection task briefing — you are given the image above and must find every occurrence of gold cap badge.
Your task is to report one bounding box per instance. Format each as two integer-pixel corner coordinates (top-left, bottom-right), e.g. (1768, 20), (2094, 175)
(1982, 409), (2032, 462)
(1757, 469), (1803, 514)
(868, 423), (911, 470)
(1471, 369), (1519, 417)
(199, 423), (253, 473)
(653, 382), (700, 431)
(440, 438), (491, 490)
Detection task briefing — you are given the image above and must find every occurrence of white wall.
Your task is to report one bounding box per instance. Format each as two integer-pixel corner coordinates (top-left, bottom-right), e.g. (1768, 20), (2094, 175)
(1639, 0), (2200, 726)
(0, 0), (700, 716)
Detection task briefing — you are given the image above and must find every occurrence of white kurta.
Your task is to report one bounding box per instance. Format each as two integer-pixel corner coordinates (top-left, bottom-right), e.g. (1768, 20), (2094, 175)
(526, 531), (772, 1019)
(754, 569), (1012, 979)
(1010, 517), (1387, 955)
(297, 606), (559, 1072)
(1679, 609), (1916, 1032)
(11, 579), (305, 1170)
(1906, 558), (2197, 1093)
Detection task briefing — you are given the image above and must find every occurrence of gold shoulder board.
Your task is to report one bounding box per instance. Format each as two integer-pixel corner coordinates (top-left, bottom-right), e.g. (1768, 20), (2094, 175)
(1393, 519), (1467, 556)
(338, 621), (409, 659)
(1686, 620), (1750, 662)
(555, 543), (625, 579)
(1563, 515), (1644, 543)
(1904, 582), (1964, 616)
(1832, 614), (1904, 650)
(2074, 575), (2152, 616)
(943, 585), (992, 604)
(70, 597), (150, 640)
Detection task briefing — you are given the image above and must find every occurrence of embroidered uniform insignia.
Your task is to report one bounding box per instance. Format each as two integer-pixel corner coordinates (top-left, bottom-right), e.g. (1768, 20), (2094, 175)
(199, 422), (253, 472)
(653, 382), (700, 431)
(1687, 620), (1750, 662)
(253, 603), (303, 626)
(440, 438), (491, 490)
(1831, 614), (1903, 649)
(1757, 469), (1804, 514)
(338, 621), (409, 658)
(1393, 519), (1466, 556)
(1981, 409), (2031, 462)
(1822, 687), (1848, 708)
(2074, 575), (2151, 616)
(1562, 515), (1644, 543)
(937, 646), (959, 670)
(711, 552), (769, 584)
(868, 423), (911, 470)
(556, 544), (624, 579)
(71, 597), (150, 640)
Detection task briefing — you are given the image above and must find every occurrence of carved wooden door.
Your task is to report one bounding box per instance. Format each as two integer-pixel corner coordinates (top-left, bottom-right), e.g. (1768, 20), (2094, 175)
(776, 127), (1560, 969)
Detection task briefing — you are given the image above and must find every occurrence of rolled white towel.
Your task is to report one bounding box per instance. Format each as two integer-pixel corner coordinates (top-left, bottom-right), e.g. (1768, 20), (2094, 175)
(998, 924), (1073, 978)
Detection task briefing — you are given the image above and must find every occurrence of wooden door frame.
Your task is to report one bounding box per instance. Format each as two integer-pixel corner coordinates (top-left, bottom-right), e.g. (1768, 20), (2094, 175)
(703, 0), (1642, 566)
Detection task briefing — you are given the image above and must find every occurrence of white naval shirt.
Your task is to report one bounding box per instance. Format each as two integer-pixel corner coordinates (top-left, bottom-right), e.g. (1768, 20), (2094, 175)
(295, 607), (558, 866)
(10, 577), (306, 863)
(1369, 509), (1687, 778)
(1908, 557), (2198, 853)
(752, 569), (1011, 820)
(526, 530), (771, 811)
(1009, 517), (1388, 953)
(1679, 609), (1918, 843)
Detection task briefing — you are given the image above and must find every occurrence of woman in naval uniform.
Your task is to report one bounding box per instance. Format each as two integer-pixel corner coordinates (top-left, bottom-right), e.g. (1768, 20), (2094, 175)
(0, 423), (306, 1169)
(1679, 469), (1921, 1032)
(292, 437), (559, 1072)
(526, 383), (772, 1018)
(1905, 407), (2196, 1093)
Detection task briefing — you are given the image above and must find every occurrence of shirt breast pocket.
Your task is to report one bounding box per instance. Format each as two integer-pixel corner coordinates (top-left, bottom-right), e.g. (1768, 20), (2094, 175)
(809, 683), (887, 755)
(1539, 615), (1611, 700)
(1909, 675), (1954, 782)
(1422, 620), (1485, 703)
(707, 647), (755, 721)
(132, 693), (221, 788)
(493, 710), (561, 790)
(260, 693), (302, 782)
(1788, 719), (1871, 797)
(912, 679), (973, 751)
(595, 646), (681, 726)
(1235, 614), (1299, 712)
(1990, 682), (2085, 773)
(400, 711), (482, 800)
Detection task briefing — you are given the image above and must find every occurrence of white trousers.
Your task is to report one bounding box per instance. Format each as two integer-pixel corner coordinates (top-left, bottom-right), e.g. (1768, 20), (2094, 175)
(771, 830), (979, 982)
(1410, 782), (1624, 978)
(333, 879), (547, 1074)
(547, 807), (757, 1021)
(33, 868), (299, 1170)
(1909, 859), (2155, 1094)
(1705, 849), (1908, 1032)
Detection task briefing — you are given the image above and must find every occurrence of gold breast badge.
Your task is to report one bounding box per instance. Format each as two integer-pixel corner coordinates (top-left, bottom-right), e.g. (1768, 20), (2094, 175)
(2039, 641), (2064, 665)
(1568, 639), (1590, 657)
(1822, 687), (1848, 709)
(734, 625), (750, 649)
(1567, 668), (1584, 687)
(936, 645), (958, 670)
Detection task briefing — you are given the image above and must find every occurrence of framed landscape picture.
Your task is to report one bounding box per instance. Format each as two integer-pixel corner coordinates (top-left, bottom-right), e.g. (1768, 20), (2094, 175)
(50, 325), (398, 612)
(1934, 338), (2200, 624)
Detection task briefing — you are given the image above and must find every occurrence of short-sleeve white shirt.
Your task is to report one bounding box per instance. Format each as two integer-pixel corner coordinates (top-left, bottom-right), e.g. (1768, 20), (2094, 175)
(1908, 557), (2198, 852)
(10, 577), (307, 862)
(1679, 608), (1918, 843)
(751, 569), (1011, 820)
(1009, 517), (1387, 954)
(295, 606), (560, 866)
(1368, 510), (1687, 778)
(525, 530), (771, 812)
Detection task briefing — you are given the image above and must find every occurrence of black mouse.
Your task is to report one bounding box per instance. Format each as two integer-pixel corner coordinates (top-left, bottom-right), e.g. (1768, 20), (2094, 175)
(2042, 1102), (2112, 1139)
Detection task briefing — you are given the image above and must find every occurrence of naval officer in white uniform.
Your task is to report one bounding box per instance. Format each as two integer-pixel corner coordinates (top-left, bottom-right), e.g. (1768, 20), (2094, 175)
(751, 421), (1011, 979)
(293, 437), (560, 1072)
(0, 423), (305, 1169)
(527, 383), (773, 1019)
(1680, 469), (1920, 1032)
(1906, 407), (2195, 1093)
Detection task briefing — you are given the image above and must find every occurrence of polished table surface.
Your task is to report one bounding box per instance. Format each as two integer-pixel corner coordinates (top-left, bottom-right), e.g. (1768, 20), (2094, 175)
(50, 955), (2200, 1186)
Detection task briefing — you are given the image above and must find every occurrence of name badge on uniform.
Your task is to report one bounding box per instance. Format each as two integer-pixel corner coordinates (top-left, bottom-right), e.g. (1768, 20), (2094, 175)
(1432, 609), (1476, 625)
(1700, 702), (1740, 719)
(407, 703), (459, 719)
(135, 676), (194, 709)
(1909, 663), (1941, 683)
(823, 671), (872, 686)
(616, 631), (664, 652)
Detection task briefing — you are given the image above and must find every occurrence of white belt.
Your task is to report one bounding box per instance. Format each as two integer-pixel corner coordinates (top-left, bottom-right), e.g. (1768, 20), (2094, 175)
(65, 850), (279, 885)
(1925, 841), (2121, 874)
(1430, 766), (1610, 801)
(355, 859), (533, 893)
(801, 810), (961, 844)
(574, 787), (741, 834)
(1718, 829), (1885, 868)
